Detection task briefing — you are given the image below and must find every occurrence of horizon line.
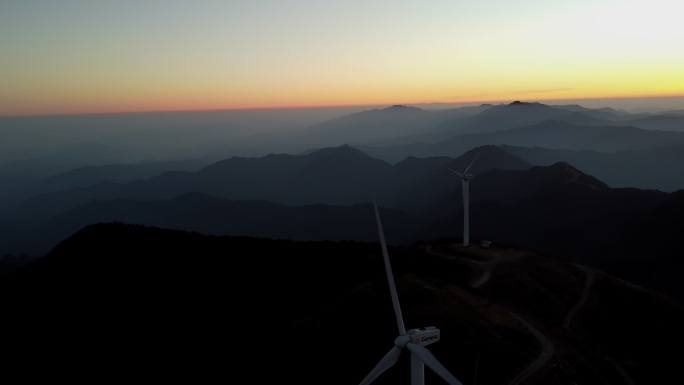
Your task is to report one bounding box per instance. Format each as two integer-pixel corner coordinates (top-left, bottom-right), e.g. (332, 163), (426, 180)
(2, 94), (684, 118)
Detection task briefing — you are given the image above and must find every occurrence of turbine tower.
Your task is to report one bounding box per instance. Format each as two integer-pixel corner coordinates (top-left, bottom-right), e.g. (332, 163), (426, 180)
(359, 199), (463, 385)
(447, 149), (483, 246)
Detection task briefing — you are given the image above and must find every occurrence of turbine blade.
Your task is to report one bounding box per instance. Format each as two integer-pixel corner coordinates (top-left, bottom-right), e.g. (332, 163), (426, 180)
(359, 346), (403, 385)
(463, 148), (484, 174)
(373, 198), (406, 336)
(447, 167), (464, 177)
(407, 343), (463, 385)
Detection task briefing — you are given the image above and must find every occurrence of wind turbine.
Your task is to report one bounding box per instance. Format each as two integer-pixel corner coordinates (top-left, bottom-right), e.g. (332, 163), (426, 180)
(447, 149), (483, 246)
(359, 199), (463, 385)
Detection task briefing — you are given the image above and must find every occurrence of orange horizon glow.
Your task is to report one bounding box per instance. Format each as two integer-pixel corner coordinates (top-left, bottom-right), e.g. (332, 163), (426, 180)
(3, 1), (683, 118)
(2, 91), (684, 118)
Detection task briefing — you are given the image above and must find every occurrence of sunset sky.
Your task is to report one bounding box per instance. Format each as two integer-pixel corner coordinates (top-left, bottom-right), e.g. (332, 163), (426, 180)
(2, 0), (683, 116)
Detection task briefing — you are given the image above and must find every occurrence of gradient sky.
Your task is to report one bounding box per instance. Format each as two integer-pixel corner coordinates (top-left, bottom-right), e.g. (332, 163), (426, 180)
(1, 0), (683, 116)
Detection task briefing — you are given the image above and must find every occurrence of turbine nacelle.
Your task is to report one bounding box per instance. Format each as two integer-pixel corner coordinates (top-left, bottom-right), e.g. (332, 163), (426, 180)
(409, 326), (441, 347)
(392, 327), (441, 349)
(446, 167), (473, 181)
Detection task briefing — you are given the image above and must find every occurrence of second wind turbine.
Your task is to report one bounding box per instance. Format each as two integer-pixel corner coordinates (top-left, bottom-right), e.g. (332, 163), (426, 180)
(447, 149), (483, 247)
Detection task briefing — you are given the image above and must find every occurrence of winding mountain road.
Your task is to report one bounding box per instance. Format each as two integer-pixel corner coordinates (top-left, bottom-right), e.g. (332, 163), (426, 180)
(563, 264), (595, 329)
(563, 264), (636, 385)
(426, 245), (554, 384)
(427, 244), (638, 384)
(507, 312), (555, 385)
(424, 244), (606, 385)
(425, 245), (500, 288)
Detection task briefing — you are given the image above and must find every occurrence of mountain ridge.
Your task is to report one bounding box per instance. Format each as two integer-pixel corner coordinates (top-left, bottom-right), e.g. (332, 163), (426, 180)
(1, 221), (681, 384)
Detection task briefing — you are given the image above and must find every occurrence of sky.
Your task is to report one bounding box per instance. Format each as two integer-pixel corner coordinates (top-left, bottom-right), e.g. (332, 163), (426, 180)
(1, 0), (683, 116)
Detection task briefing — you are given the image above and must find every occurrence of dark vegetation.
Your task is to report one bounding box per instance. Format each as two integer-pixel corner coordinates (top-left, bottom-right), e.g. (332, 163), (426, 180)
(2, 222), (682, 384)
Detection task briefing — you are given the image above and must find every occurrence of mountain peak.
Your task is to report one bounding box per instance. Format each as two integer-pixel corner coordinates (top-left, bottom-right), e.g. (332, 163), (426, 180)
(304, 145), (386, 164)
(307, 144), (363, 156)
(382, 105), (425, 113)
(509, 101), (542, 106)
(538, 161), (611, 190)
(447, 145), (532, 174)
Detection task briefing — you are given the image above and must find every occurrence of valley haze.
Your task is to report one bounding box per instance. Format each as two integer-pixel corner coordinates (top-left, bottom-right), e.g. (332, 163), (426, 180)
(2, 96), (684, 385)
(2, 96), (684, 287)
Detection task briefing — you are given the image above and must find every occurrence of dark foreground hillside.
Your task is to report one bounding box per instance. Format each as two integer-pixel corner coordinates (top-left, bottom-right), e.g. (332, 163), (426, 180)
(1, 222), (682, 384)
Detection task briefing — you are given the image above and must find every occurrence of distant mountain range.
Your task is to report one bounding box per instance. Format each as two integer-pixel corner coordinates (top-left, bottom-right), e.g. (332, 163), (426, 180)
(1, 142), (682, 303)
(2, 101), (683, 297)
(500, 143), (684, 192)
(0, 145), (527, 254)
(292, 101), (684, 150)
(2, 100), (683, 187)
(2, 100), (683, 383)
(356, 117), (684, 164)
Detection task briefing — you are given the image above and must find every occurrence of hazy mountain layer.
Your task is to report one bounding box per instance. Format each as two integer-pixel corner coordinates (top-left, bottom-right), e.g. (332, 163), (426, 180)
(3, 148), (683, 303)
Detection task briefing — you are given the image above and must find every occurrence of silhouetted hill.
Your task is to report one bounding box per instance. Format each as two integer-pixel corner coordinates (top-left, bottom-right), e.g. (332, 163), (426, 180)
(592, 189), (684, 298)
(501, 143), (684, 192)
(428, 161), (667, 235)
(0, 144), (128, 198)
(0, 159), (205, 215)
(430, 101), (611, 136)
(358, 119), (684, 163)
(5, 145), (393, 222)
(293, 104), (493, 147)
(499, 119), (684, 150)
(15, 160), (205, 195)
(550, 104), (630, 120)
(6, 157), (683, 304)
(445, 144), (532, 174)
(0, 254), (34, 275)
(414, 161), (684, 301)
(197, 144), (392, 205)
(295, 101), (684, 153)
(377, 145), (532, 213)
(0, 145), (533, 256)
(4, 150), (684, 304)
(622, 114), (684, 131)
(143, 101), (684, 159)
(1, 222), (681, 384)
(0, 145), (530, 249)
(10, 193), (418, 256)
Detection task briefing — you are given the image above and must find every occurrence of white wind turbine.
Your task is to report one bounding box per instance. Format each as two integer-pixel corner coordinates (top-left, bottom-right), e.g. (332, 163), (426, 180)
(359, 199), (463, 385)
(447, 149), (483, 247)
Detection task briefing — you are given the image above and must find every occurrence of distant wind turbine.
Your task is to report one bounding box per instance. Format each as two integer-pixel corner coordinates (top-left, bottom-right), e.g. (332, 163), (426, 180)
(447, 149), (483, 246)
(359, 199), (463, 385)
